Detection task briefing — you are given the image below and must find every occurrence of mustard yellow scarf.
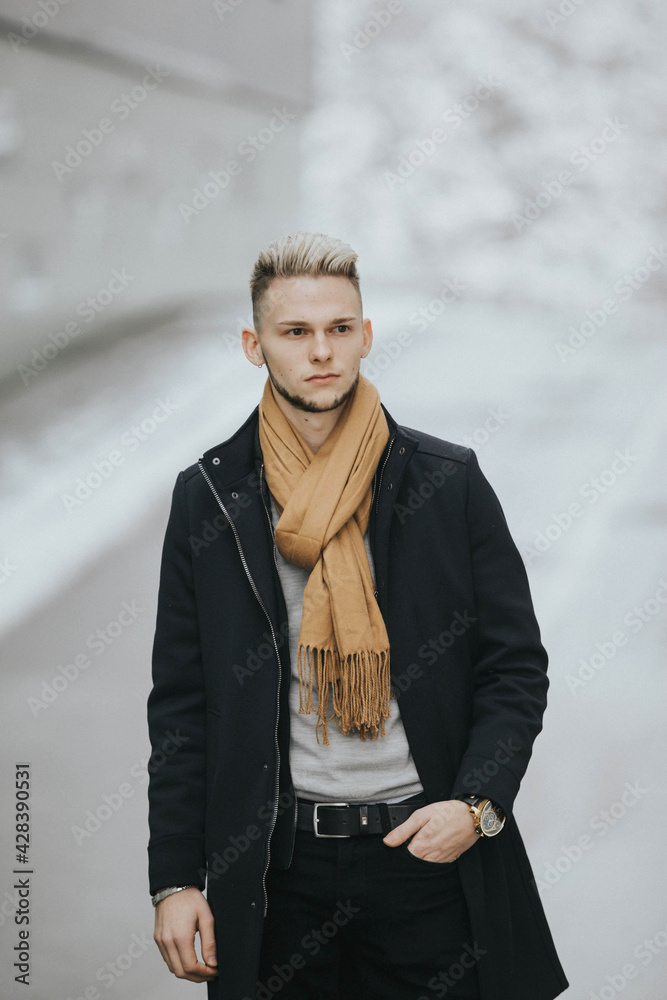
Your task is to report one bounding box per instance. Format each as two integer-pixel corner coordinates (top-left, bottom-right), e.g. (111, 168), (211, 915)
(258, 373), (394, 745)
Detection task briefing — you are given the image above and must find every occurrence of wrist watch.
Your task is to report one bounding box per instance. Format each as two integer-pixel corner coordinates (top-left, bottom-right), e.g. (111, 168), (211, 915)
(458, 795), (506, 836)
(151, 885), (199, 907)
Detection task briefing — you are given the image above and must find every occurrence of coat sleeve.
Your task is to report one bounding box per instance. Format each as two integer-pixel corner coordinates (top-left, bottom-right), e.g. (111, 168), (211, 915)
(449, 448), (549, 818)
(146, 470), (207, 895)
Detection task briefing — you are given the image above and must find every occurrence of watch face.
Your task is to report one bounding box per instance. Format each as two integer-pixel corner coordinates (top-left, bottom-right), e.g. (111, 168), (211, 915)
(480, 801), (505, 836)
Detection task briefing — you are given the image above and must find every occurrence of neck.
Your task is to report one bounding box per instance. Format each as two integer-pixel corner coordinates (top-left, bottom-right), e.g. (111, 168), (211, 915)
(269, 381), (346, 454)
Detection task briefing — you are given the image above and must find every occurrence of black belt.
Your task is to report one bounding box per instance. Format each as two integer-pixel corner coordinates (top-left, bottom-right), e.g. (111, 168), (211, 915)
(296, 794), (428, 837)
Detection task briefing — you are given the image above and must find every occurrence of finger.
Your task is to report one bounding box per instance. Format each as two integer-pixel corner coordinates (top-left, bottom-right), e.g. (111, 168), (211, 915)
(161, 936), (188, 979)
(174, 932), (218, 981)
(153, 893), (217, 982)
(198, 911), (218, 969)
(159, 933), (209, 983)
(154, 921), (184, 977)
(154, 937), (174, 975)
(383, 807), (428, 845)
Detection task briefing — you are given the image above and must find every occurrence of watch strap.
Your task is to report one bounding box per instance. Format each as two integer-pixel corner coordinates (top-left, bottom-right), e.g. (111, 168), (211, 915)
(151, 885), (199, 907)
(456, 795), (506, 836)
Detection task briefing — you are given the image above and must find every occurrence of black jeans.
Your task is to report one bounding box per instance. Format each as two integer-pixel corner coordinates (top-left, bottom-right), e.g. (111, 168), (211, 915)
(256, 792), (481, 1000)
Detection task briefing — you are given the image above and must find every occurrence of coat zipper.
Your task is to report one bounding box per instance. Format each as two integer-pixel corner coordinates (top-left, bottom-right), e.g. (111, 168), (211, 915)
(259, 464), (299, 868)
(375, 435), (395, 515)
(197, 459), (282, 919)
(372, 435), (395, 560)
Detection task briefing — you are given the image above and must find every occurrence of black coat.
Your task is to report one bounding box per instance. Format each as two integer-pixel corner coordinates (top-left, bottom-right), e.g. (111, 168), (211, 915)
(147, 400), (570, 1000)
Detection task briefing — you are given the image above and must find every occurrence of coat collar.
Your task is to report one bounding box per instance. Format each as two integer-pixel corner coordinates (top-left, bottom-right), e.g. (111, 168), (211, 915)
(201, 399), (418, 489)
(199, 398), (419, 621)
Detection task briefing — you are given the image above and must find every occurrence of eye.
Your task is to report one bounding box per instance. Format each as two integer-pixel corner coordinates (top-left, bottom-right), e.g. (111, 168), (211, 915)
(285, 325), (350, 336)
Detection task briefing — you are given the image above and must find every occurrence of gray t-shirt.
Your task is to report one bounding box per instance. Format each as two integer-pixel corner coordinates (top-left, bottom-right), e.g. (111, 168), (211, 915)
(269, 491), (425, 804)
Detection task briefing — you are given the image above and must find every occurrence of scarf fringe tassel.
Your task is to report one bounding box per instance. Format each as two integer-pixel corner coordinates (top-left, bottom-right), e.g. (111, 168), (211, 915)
(297, 644), (396, 746)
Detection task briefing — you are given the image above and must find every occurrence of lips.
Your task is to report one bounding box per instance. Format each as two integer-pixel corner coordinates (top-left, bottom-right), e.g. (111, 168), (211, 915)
(307, 374), (338, 381)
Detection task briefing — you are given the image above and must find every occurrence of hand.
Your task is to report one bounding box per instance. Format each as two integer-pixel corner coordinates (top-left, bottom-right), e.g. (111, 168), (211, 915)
(382, 798), (480, 863)
(153, 887), (218, 982)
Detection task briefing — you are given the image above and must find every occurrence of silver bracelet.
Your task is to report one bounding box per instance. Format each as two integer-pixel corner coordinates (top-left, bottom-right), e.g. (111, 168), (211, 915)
(151, 885), (199, 907)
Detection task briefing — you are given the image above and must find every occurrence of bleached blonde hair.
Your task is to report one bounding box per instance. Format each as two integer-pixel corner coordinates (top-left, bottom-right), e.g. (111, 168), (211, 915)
(249, 231), (362, 333)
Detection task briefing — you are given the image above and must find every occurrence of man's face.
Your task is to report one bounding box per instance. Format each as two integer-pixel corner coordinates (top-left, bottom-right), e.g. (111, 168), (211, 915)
(247, 274), (372, 415)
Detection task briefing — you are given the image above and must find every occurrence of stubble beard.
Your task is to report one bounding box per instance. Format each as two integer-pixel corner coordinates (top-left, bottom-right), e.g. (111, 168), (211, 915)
(263, 358), (360, 414)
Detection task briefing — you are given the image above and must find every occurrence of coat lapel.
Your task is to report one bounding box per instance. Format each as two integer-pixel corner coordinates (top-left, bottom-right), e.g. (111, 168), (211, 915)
(199, 406), (285, 634)
(370, 406), (419, 616)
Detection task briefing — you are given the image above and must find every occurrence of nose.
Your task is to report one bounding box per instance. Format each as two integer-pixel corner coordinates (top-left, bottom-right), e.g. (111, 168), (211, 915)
(310, 332), (333, 362)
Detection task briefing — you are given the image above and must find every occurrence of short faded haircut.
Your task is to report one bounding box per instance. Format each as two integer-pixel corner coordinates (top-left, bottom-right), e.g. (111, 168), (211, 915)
(249, 231), (362, 334)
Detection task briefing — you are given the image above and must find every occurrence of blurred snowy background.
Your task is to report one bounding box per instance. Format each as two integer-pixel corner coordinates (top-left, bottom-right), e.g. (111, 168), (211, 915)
(1, 0), (666, 997)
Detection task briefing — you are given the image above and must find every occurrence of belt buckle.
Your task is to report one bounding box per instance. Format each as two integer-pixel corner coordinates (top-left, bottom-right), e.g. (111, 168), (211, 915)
(312, 801), (350, 838)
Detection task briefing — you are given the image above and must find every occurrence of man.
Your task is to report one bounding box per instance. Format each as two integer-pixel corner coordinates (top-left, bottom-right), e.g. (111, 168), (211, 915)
(147, 232), (569, 1000)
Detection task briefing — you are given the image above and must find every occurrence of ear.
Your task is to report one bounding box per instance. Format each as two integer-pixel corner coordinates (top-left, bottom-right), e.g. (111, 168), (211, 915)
(241, 326), (262, 365)
(361, 316), (373, 358)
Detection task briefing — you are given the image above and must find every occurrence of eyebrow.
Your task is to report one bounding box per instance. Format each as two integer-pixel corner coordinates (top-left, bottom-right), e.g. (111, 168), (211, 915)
(275, 316), (357, 326)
